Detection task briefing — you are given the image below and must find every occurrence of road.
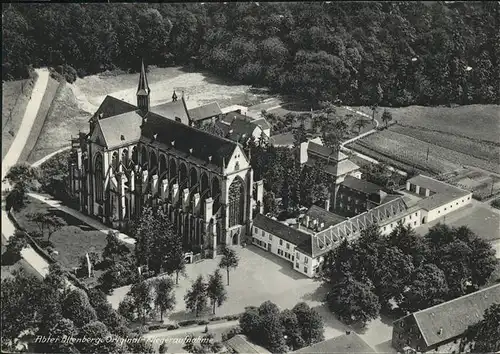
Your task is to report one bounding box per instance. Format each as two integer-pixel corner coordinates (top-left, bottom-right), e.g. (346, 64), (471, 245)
(144, 320), (239, 339)
(2, 69), (52, 278)
(31, 145), (71, 168)
(2, 68), (49, 181)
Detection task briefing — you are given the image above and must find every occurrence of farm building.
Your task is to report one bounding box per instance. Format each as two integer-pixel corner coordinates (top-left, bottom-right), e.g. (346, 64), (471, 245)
(406, 174), (472, 223)
(292, 332), (375, 353)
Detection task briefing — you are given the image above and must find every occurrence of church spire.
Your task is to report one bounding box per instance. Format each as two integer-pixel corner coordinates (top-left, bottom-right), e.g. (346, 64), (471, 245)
(137, 59), (150, 112)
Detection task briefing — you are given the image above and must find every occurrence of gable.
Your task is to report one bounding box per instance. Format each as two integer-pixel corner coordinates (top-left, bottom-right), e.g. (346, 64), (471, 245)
(226, 145), (249, 173)
(90, 121), (107, 147)
(93, 95), (137, 120)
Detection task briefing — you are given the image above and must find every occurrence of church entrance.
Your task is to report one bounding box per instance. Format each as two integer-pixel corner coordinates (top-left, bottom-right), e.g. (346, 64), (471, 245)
(422, 216), (427, 224)
(232, 231), (239, 245)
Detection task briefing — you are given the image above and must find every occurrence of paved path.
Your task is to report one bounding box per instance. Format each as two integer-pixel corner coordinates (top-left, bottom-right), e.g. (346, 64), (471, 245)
(27, 192), (136, 245)
(144, 320), (239, 339)
(2, 68), (49, 181)
(31, 145), (71, 168)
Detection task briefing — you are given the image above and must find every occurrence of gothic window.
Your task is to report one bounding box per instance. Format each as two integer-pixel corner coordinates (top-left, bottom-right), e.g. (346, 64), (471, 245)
(122, 149), (129, 167)
(132, 146), (138, 165)
(112, 151), (119, 171)
(141, 146), (148, 167)
(94, 153), (104, 203)
(228, 177), (245, 227)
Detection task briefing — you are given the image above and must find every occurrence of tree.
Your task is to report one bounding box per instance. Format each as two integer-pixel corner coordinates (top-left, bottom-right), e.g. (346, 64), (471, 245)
(1, 269), (46, 351)
(163, 231), (186, 285)
(240, 307), (263, 340)
(102, 230), (130, 265)
(258, 301), (286, 353)
(184, 275), (208, 317)
(27, 212), (64, 241)
(158, 341), (168, 354)
(219, 245), (239, 286)
(279, 309), (305, 351)
(75, 321), (118, 354)
(399, 264), (449, 314)
(5, 181), (28, 212)
(326, 276), (381, 326)
(128, 279), (154, 324)
(206, 269), (227, 314)
(61, 288), (98, 328)
(381, 109), (393, 127)
(153, 277), (176, 321)
(77, 251), (101, 278)
(263, 191), (278, 216)
(3, 163), (39, 186)
(461, 303), (500, 353)
(87, 288), (128, 336)
(292, 302), (324, 346)
(4, 230), (28, 261)
(118, 295), (137, 323)
(353, 119), (368, 134)
(35, 317), (78, 354)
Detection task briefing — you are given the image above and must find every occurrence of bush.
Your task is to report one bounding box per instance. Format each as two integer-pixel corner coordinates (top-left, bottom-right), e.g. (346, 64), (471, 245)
(210, 316), (222, 322)
(167, 324), (179, 331)
(224, 315), (241, 321)
(149, 324), (178, 331)
(178, 319), (198, 327)
(198, 320), (210, 326)
(491, 198), (500, 209)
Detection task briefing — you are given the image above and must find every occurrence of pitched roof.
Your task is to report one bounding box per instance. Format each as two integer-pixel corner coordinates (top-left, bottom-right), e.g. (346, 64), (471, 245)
(306, 159), (360, 177)
(93, 96), (137, 121)
(150, 99), (190, 126)
(270, 132), (295, 146)
(251, 118), (271, 130)
(97, 110), (143, 149)
(308, 142), (347, 161)
(341, 175), (384, 195)
(400, 284), (500, 347)
(253, 214), (311, 251)
(188, 102), (222, 121)
(140, 112), (237, 171)
(292, 333), (375, 353)
(137, 59), (150, 95)
(408, 175), (471, 211)
(223, 335), (270, 354)
(227, 119), (260, 143)
(304, 205), (346, 229)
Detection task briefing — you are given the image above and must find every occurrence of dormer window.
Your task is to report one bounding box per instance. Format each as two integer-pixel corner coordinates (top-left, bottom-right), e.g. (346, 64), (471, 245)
(171, 141), (175, 146)
(121, 135), (125, 141)
(208, 156), (213, 162)
(189, 148), (193, 154)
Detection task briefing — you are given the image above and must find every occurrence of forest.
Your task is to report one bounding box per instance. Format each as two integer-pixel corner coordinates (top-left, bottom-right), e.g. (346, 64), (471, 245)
(2, 2), (499, 106)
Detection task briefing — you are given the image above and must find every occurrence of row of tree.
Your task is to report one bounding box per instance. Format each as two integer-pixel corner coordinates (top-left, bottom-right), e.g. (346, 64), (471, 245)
(3, 2), (499, 105)
(324, 222), (498, 326)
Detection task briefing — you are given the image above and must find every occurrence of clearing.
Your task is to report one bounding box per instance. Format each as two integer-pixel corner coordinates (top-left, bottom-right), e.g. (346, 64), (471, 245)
(347, 105), (500, 176)
(27, 66), (271, 162)
(2, 78), (36, 159)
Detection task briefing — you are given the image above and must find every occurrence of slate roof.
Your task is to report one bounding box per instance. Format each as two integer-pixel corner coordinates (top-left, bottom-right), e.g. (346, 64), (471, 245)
(140, 111), (237, 171)
(409, 175), (471, 211)
(292, 333), (375, 353)
(227, 119), (259, 143)
(150, 99), (190, 126)
(397, 284), (500, 347)
(223, 335), (270, 354)
(304, 205), (346, 228)
(252, 118), (271, 131)
(188, 102), (222, 121)
(97, 110), (143, 149)
(93, 96), (137, 121)
(253, 214), (312, 254)
(308, 142), (347, 161)
(341, 175), (384, 195)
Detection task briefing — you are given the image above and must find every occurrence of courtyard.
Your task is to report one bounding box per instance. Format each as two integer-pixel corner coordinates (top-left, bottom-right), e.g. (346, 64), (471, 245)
(108, 243), (396, 350)
(415, 199), (500, 242)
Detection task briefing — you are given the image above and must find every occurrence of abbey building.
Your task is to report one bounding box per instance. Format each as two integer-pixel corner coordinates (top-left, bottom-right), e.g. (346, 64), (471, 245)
(68, 61), (264, 253)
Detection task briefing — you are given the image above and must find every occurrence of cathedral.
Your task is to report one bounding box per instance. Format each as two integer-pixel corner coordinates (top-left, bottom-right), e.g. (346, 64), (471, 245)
(68, 61), (264, 254)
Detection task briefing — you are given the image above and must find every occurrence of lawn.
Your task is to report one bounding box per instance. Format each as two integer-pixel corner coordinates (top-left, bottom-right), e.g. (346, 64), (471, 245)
(26, 83), (89, 164)
(2, 77), (36, 159)
(11, 196), (110, 270)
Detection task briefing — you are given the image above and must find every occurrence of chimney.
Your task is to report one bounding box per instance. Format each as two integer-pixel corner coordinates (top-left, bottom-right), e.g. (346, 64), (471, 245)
(437, 328), (443, 336)
(346, 331), (351, 335)
(304, 215), (310, 227)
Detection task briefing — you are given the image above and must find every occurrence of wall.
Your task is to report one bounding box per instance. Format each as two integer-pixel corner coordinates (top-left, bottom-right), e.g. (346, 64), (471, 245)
(392, 316), (428, 352)
(294, 250), (322, 278)
(425, 194), (472, 223)
(379, 209), (422, 236)
(251, 225), (297, 264)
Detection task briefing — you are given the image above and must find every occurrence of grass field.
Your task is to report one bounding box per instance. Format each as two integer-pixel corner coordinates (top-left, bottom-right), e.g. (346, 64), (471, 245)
(348, 105), (500, 175)
(2, 77), (36, 159)
(12, 197), (110, 270)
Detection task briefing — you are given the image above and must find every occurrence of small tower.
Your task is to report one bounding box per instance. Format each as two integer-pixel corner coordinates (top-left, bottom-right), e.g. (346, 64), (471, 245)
(172, 90), (178, 102)
(137, 59), (150, 112)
